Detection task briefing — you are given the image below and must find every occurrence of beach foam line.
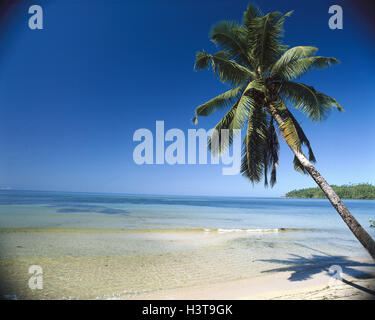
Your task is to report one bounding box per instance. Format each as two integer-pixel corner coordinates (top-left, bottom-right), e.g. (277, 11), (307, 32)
(203, 227), (300, 233)
(218, 228), (279, 233)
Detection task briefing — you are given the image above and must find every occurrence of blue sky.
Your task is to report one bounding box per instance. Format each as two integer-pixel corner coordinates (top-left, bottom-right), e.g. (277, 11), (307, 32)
(0, 0), (374, 197)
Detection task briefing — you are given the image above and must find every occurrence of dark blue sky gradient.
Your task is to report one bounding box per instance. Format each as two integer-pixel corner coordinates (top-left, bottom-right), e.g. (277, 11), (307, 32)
(0, 0), (374, 196)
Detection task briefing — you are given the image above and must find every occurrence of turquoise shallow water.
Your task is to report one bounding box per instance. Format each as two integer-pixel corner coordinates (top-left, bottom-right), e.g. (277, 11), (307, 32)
(0, 190), (374, 299)
(0, 190), (374, 236)
(1, 190), (375, 261)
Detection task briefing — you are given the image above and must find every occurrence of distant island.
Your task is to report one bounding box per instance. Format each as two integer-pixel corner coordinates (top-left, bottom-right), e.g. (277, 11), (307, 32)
(285, 183), (375, 200)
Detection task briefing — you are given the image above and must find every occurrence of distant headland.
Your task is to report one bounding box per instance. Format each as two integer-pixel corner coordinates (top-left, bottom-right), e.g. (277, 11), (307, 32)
(285, 183), (375, 200)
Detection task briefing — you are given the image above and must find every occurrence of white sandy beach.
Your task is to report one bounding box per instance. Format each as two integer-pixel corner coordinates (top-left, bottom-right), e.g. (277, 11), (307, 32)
(0, 229), (374, 300)
(133, 256), (375, 300)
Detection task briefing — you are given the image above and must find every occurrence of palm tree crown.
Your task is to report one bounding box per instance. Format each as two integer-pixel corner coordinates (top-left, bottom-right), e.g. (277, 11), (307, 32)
(193, 4), (342, 187)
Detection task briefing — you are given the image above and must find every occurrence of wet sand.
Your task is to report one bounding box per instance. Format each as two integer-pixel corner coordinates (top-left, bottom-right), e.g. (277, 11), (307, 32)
(0, 228), (374, 300)
(135, 260), (375, 300)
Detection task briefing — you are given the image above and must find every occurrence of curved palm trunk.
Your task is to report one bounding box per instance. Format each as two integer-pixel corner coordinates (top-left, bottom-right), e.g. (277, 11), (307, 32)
(269, 104), (375, 260)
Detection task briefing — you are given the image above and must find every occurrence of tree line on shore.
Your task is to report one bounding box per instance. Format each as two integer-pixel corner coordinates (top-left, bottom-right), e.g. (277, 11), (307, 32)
(285, 183), (375, 200)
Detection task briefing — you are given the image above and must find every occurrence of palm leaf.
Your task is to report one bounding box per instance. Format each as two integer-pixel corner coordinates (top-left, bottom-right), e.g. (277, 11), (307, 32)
(270, 46), (318, 77)
(242, 3), (263, 28)
(207, 80), (263, 155)
(247, 10), (293, 72)
(210, 21), (251, 67)
(280, 107), (316, 162)
(193, 85), (245, 120)
(194, 51), (255, 85)
(208, 90), (255, 156)
(275, 103), (301, 151)
(280, 81), (343, 121)
(265, 118), (279, 186)
(241, 105), (268, 183)
(207, 102), (238, 156)
(277, 56), (339, 80)
(277, 102), (317, 174)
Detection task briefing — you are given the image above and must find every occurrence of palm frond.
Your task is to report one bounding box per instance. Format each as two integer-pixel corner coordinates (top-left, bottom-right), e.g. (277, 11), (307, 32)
(280, 81), (343, 121)
(207, 79), (266, 156)
(194, 51), (211, 70)
(210, 21), (251, 67)
(270, 46), (318, 77)
(241, 105), (268, 183)
(265, 118), (279, 186)
(275, 102), (301, 151)
(242, 3), (263, 28)
(208, 91), (255, 156)
(280, 107), (316, 162)
(193, 85), (245, 120)
(230, 79), (267, 129)
(247, 10), (293, 72)
(206, 103), (238, 156)
(194, 51), (255, 86)
(276, 102), (317, 174)
(277, 56), (339, 80)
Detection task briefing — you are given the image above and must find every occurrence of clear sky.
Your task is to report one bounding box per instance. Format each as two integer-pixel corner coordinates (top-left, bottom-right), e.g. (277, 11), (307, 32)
(0, 0), (374, 197)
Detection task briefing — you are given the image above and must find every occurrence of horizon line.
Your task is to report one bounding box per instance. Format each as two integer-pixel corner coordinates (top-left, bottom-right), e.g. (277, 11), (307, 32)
(0, 188), (286, 199)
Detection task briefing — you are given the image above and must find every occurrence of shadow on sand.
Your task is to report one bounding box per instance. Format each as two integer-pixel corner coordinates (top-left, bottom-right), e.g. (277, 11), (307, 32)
(259, 252), (375, 297)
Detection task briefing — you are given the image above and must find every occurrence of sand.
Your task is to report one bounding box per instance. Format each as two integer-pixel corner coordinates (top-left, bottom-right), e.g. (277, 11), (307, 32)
(1, 228), (374, 300)
(132, 272), (375, 300)
(131, 257), (375, 300)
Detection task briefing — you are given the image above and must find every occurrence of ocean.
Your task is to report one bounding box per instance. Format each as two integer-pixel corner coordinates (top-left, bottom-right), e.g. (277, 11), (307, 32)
(0, 190), (374, 299)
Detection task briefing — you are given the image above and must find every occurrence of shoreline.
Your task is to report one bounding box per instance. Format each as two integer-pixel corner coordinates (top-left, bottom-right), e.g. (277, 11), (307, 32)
(131, 261), (375, 300)
(281, 196), (375, 200)
(0, 230), (374, 300)
(1, 228), (374, 299)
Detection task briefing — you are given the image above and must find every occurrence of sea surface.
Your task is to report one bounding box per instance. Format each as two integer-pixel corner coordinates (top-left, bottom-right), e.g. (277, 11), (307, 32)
(0, 190), (374, 299)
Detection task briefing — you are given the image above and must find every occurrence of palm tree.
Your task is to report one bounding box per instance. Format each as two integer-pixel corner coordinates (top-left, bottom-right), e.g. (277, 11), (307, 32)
(192, 4), (375, 260)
